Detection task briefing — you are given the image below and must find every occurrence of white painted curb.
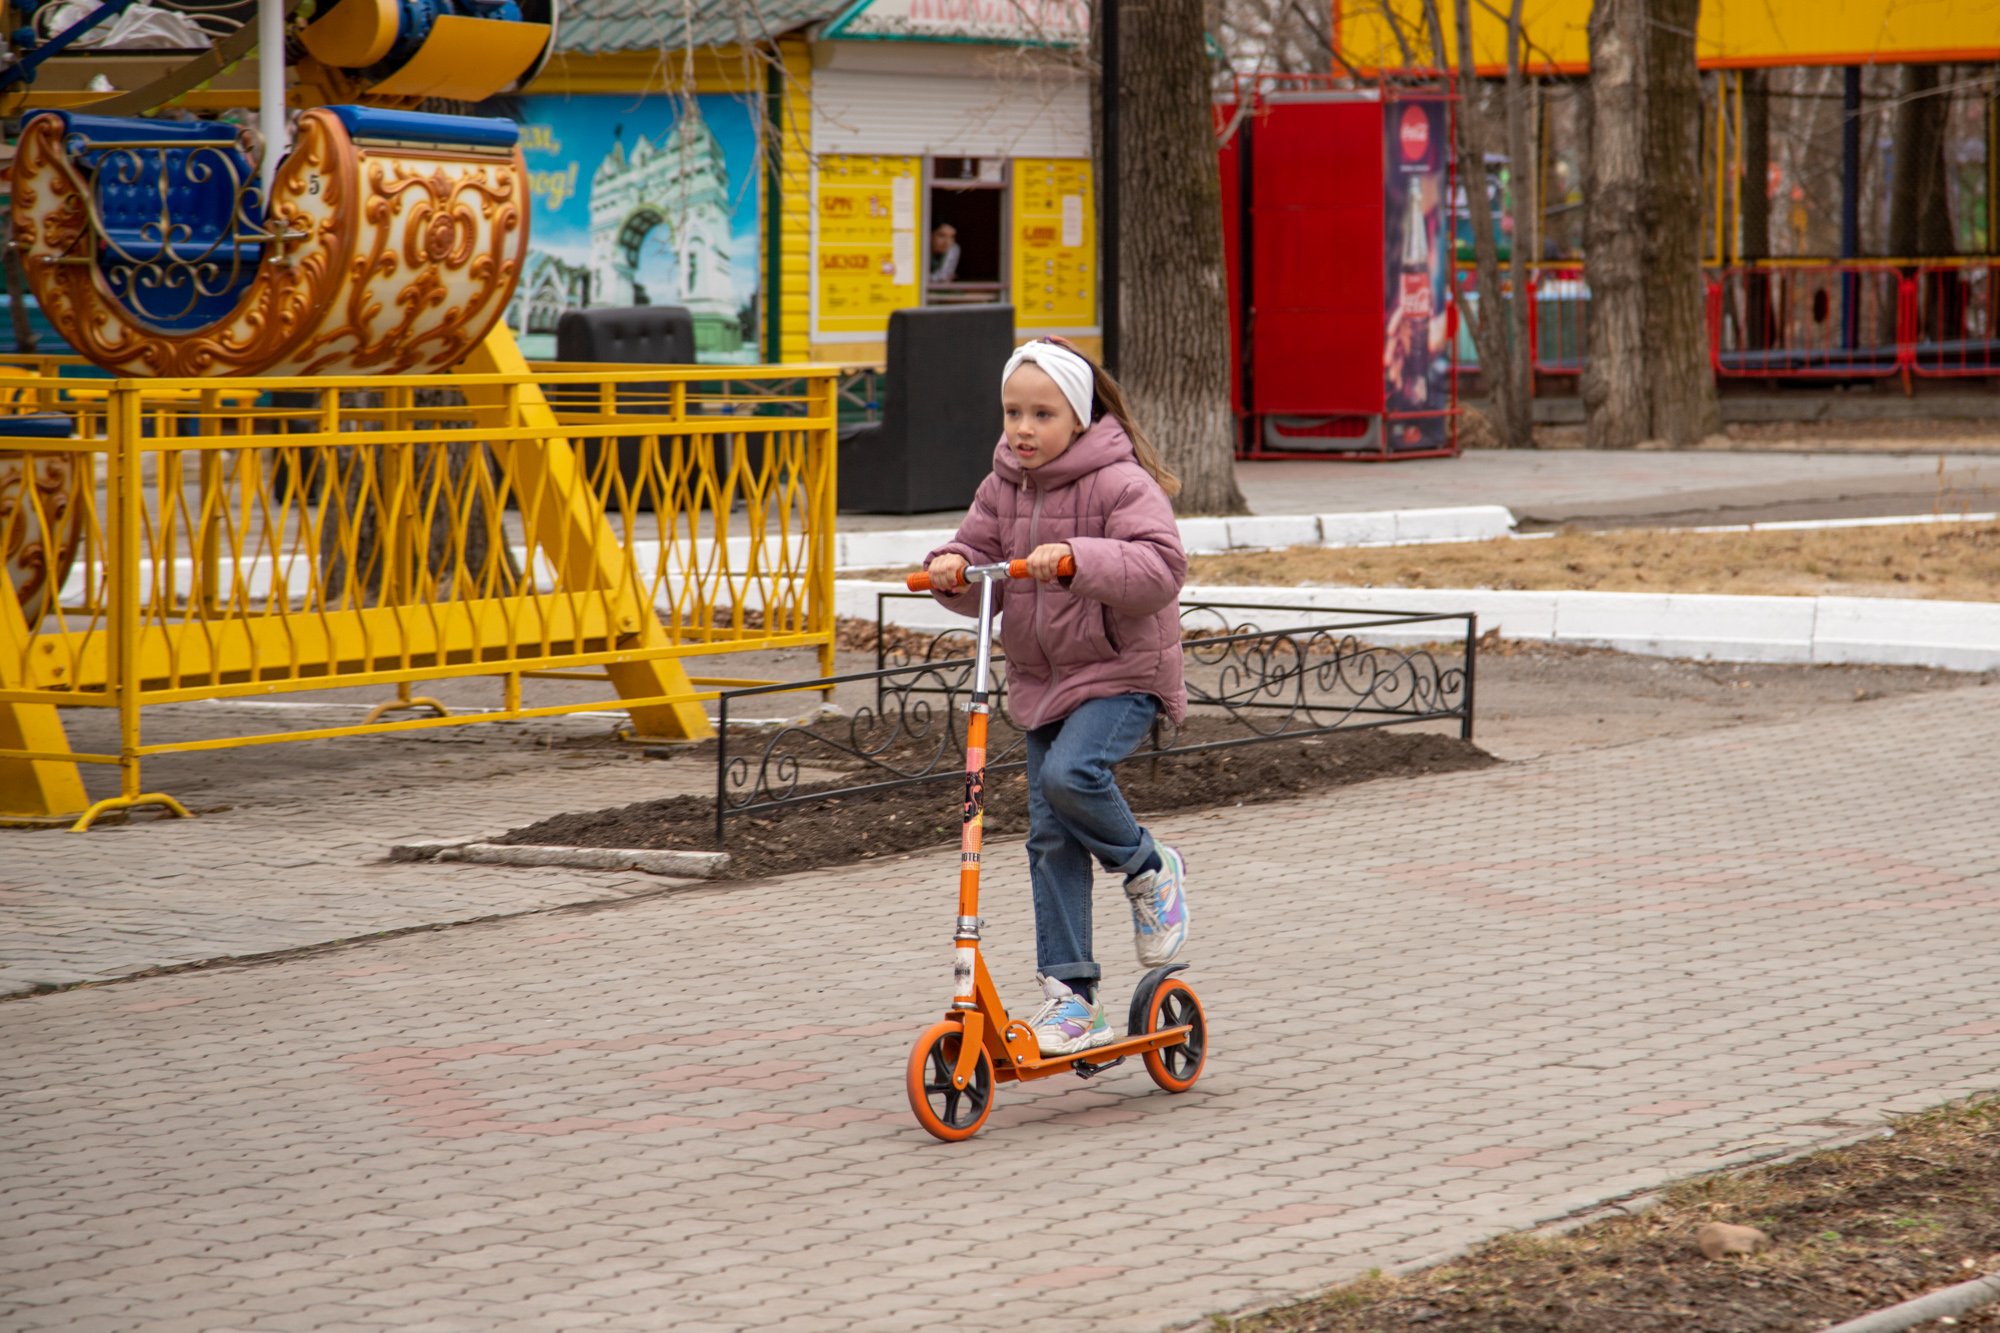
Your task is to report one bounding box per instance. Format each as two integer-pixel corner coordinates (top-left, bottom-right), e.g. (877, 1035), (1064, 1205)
(840, 580), (2000, 673)
(832, 506), (1517, 570)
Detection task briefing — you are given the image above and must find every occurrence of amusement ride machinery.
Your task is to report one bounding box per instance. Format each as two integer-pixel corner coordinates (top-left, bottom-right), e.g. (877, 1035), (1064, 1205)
(0, 0), (816, 827)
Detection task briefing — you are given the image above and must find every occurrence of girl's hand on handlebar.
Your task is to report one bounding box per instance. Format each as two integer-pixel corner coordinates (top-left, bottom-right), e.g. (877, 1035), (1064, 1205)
(1024, 543), (1074, 582)
(927, 553), (968, 592)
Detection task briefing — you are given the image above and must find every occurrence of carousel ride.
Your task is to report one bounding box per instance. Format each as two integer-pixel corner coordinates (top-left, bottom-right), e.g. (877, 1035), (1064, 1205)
(2, 0), (555, 556)
(0, 0), (681, 826)
(1, 0), (551, 374)
(2, 0), (549, 671)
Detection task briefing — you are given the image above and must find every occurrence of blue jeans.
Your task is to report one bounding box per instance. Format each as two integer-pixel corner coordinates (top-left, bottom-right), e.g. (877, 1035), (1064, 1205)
(1025, 693), (1160, 987)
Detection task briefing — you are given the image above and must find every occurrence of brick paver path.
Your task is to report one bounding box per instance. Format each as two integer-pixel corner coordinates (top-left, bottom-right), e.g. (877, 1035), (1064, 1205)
(4, 687), (1998, 1331)
(0, 708), (727, 995)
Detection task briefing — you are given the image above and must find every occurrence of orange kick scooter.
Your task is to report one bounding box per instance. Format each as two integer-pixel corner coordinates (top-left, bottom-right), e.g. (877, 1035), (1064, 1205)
(900, 556), (1208, 1141)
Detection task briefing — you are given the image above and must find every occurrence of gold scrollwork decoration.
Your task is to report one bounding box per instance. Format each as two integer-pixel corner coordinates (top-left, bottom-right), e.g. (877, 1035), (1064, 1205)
(0, 446), (80, 628)
(9, 109), (528, 379)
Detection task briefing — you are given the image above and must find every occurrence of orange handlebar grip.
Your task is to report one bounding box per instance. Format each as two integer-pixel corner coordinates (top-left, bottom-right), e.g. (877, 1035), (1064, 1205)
(1006, 556), (1077, 580)
(906, 555), (1074, 592)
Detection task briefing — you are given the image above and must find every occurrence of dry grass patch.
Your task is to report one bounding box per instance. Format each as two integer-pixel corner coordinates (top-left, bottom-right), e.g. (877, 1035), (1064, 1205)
(1187, 520), (2000, 602)
(1229, 1094), (2000, 1333)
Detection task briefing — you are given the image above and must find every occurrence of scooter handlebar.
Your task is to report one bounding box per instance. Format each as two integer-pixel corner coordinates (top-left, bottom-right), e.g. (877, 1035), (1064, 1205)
(905, 555), (1075, 592)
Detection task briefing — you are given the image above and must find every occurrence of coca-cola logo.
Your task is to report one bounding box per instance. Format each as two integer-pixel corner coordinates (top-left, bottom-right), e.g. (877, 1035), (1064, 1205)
(1399, 106), (1431, 162)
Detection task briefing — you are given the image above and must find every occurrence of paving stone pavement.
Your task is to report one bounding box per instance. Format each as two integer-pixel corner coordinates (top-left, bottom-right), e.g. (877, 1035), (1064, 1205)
(3, 686), (1999, 1332)
(0, 706), (731, 996)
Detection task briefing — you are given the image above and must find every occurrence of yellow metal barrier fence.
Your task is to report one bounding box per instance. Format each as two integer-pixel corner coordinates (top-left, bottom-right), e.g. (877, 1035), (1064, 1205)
(0, 335), (838, 828)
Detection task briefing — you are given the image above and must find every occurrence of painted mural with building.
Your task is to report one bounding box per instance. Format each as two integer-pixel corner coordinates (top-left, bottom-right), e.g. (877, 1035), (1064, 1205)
(499, 93), (764, 362)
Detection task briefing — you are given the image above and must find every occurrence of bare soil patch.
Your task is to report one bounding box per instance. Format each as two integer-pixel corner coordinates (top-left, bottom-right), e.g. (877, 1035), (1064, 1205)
(1234, 1094), (2000, 1333)
(499, 717), (1493, 880)
(1187, 520), (2000, 602)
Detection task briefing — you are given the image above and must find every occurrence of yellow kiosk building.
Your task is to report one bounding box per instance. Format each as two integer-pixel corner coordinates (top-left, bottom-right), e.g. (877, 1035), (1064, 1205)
(512, 0), (1100, 369)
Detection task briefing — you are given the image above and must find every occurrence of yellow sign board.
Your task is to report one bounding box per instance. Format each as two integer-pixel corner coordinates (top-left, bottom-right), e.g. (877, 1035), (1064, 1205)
(1011, 158), (1098, 331)
(813, 154), (923, 337)
(1335, 0), (2000, 73)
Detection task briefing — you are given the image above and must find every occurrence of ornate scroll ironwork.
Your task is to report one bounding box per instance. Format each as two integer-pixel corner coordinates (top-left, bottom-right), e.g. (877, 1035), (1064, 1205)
(67, 136), (268, 329)
(1168, 601), (1471, 746)
(712, 595), (1477, 846)
(714, 656), (1029, 847)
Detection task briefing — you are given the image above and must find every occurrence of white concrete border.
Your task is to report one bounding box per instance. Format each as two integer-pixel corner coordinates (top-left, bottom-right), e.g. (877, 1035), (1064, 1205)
(833, 506), (1516, 569)
(831, 507), (2000, 570)
(842, 579), (2000, 673)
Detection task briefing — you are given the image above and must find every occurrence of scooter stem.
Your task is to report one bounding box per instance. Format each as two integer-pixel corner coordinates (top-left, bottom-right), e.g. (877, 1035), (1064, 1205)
(972, 573), (997, 699)
(957, 574), (997, 933)
(910, 557), (1071, 1012)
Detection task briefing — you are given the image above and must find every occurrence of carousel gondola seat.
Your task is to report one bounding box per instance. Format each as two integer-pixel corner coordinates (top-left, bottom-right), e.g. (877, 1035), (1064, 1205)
(13, 104), (528, 377)
(52, 114), (264, 332)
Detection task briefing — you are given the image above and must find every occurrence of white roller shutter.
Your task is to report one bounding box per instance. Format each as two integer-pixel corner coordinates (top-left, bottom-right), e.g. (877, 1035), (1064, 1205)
(811, 65), (1090, 159)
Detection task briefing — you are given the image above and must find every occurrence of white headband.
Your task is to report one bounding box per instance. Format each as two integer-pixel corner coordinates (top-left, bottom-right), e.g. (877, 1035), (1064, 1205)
(1002, 341), (1095, 429)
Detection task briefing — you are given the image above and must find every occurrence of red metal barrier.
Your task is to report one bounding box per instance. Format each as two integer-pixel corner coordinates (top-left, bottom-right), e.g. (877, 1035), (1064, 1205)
(1910, 262), (2000, 378)
(1453, 260), (2000, 390)
(1529, 267), (1588, 378)
(1706, 264), (1909, 381)
(1450, 265), (1589, 381)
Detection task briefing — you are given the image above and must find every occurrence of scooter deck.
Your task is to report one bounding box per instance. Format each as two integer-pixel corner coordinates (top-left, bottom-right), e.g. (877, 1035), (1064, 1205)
(992, 1024), (1194, 1085)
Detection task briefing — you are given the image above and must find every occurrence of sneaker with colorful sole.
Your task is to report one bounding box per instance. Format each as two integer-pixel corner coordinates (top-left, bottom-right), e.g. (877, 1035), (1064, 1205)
(1124, 845), (1189, 967)
(1027, 974), (1116, 1057)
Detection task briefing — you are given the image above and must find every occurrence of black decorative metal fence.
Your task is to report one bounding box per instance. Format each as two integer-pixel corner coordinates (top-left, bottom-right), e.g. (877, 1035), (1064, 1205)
(712, 595), (1476, 846)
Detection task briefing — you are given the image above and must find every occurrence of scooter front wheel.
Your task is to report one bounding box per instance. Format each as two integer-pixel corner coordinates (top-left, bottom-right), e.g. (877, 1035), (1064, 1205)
(1140, 979), (1208, 1093)
(906, 1020), (995, 1141)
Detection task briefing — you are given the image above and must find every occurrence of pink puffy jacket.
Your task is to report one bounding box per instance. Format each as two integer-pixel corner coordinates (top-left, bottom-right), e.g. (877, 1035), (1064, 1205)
(925, 416), (1188, 730)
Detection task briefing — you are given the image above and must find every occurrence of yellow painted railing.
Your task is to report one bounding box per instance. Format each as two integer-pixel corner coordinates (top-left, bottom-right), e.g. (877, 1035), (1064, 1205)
(0, 335), (838, 828)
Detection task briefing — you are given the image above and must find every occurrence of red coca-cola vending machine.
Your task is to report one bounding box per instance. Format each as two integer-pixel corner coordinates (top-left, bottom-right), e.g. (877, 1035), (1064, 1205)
(1219, 82), (1459, 460)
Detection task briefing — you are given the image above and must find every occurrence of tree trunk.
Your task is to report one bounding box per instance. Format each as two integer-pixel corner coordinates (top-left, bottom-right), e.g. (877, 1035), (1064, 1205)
(1887, 65), (1959, 347)
(1888, 65), (1954, 259)
(1583, 0), (1717, 447)
(1452, 0), (1529, 447)
(320, 397), (503, 606)
(1741, 69), (1775, 348)
(1582, 0), (1651, 448)
(1097, 0), (1245, 514)
(1500, 0), (1536, 445)
(1639, 0), (1718, 444)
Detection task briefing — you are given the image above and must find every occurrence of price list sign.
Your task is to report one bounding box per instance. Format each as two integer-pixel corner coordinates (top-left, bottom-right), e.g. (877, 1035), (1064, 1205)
(815, 155), (922, 336)
(1010, 158), (1096, 330)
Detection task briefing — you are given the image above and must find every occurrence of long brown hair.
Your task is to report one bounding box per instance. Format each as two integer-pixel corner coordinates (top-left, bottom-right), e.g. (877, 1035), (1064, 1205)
(1042, 337), (1182, 499)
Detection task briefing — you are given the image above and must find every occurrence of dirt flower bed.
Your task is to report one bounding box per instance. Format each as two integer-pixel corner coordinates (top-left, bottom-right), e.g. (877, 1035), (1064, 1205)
(1187, 519), (2000, 603)
(500, 720), (1492, 879)
(1233, 1094), (2000, 1333)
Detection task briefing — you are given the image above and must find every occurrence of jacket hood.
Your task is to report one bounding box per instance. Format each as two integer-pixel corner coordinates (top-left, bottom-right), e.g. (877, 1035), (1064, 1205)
(991, 415), (1136, 490)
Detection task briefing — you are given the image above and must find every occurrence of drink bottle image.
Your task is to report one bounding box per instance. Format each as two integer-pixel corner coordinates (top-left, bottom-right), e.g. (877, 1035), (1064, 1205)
(1394, 188), (1432, 411)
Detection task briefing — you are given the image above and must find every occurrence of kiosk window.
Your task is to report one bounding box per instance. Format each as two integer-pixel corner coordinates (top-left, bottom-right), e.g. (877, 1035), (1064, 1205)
(926, 158), (1008, 306)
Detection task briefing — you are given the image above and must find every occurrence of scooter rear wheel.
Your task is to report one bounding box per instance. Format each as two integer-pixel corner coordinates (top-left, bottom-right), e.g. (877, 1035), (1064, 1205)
(906, 1020), (994, 1141)
(1140, 979), (1207, 1093)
